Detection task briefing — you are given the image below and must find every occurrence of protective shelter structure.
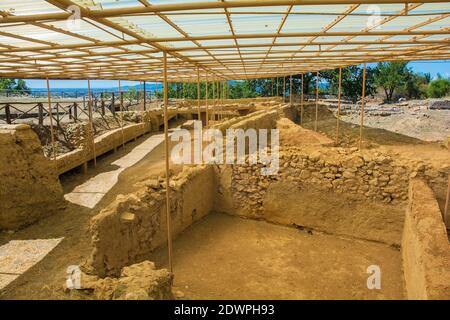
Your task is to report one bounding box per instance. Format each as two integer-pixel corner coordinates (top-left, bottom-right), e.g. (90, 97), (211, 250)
(1, 0), (450, 272)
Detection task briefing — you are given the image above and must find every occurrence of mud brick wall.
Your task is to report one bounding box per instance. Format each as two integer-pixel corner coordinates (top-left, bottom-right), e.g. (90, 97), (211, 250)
(0, 124), (65, 230)
(86, 165), (216, 277)
(402, 178), (450, 300)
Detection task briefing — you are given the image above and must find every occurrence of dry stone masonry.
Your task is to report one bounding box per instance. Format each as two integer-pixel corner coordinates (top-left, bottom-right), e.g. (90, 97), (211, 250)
(0, 124), (64, 230)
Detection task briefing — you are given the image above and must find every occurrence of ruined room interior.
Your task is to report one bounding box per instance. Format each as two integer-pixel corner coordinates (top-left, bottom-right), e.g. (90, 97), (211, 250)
(0, 0), (449, 301)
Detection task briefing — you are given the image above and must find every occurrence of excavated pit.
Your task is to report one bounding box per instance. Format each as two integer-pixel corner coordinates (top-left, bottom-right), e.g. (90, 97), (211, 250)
(1, 100), (449, 300)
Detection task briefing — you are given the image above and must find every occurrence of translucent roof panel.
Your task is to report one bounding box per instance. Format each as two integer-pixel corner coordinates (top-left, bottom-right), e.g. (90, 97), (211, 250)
(0, 0), (449, 81)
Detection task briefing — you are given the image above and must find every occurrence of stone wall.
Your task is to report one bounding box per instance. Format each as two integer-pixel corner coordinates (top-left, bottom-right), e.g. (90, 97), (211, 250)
(214, 146), (449, 244)
(86, 165), (216, 277)
(0, 124), (65, 230)
(402, 178), (450, 300)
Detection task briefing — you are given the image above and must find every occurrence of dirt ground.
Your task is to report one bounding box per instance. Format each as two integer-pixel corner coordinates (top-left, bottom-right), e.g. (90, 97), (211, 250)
(151, 213), (405, 300)
(0, 131), (170, 300)
(0, 106), (446, 300)
(341, 105), (450, 142)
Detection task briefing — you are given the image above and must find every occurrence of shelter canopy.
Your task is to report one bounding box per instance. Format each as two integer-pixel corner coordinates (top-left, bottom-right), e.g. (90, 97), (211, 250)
(0, 0), (449, 82)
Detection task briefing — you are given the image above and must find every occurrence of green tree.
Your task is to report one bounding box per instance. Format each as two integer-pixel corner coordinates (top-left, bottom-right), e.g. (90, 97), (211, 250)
(321, 65), (376, 103)
(0, 79), (16, 92)
(403, 72), (429, 99)
(373, 62), (410, 102)
(14, 79), (31, 94)
(427, 78), (450, 98)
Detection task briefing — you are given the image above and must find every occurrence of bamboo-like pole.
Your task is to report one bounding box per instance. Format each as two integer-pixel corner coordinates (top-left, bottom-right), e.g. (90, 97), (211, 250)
(336, 67), (342, 144)
(87, 79), (97, 167)
(444, 175), (450, 229)
(315, 71), (319, 131)
(359, 63), (367, 150)
(46, 78), (57, 164)
(212, 79), (216, 123)
(163, 52), (173, 273)
(289, 75), (293, 105)
(276, 77), (279, 97)
(118, 80), (125, 148)
(272, 78), (274, 97)
(197, 67), (201, 120)
(143, 80), (147, 111)
(283, 75), (286, 102)
(300, 73), (304, 126)
(139, 80), (143, 107)
(205, 73), (209, 126)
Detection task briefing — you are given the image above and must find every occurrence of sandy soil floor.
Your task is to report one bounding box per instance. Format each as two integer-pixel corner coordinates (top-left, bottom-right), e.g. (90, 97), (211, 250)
(0, 108), (443, 300)
(151, 213), (405, 300)
(341, 109), (450, 142)
(0, 131), (170, 300)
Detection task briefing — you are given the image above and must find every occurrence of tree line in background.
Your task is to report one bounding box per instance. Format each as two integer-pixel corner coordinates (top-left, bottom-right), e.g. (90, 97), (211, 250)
(159, 62), (449, 102)
(0, 79), (30, 94)
(1, 62), (449, 102)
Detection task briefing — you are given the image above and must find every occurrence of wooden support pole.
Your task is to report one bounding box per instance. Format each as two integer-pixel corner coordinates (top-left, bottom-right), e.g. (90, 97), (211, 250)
(197, 67), (201, 120)
(276, 77), (279, 97)
(87, 79), (97, 168)
(46, 78), (57, 163)
(119, 80), (125, 148)
(359, 63), (367, 150)
(163, 52), (173, 273)
(143, 81), (147, 111)
(300, 74), (304, 126)
(205, 73), (209, 127)
(315, 71), (319, 132)
(272, 78), (274, 97)
(139, 80), (143, 107)
(444, 175), (450, 229)
(289, 74), (293, 105)
(283, 76), (286, 102)
(212, 79), (215, 122)
(336, 67), (342, 145)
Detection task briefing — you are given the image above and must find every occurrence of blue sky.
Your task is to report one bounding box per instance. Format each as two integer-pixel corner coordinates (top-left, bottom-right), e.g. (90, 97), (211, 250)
(24, 60), (450, 89)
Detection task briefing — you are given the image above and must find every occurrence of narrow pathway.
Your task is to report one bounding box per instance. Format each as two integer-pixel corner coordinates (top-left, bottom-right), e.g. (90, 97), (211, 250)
(64, 133), (167, 208)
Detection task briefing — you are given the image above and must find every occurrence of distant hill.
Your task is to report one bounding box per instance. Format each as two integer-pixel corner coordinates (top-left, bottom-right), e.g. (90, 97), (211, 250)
(28, 83), (163, 97)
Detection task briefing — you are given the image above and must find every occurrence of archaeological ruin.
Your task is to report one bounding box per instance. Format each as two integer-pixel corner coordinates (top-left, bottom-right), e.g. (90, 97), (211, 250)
(0, 0), (449, 303)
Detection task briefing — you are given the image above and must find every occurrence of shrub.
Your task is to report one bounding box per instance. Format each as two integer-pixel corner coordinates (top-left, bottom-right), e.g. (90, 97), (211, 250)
(427, 79), (450, 98)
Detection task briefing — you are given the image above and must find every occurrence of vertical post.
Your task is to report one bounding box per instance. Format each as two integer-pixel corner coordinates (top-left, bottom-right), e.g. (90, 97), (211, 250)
(283, 76), (286, 102)
(197, 67), (201, 120)
(272, 78), (274, 97)
(336, 67), (342, 145)
(315, 71), (319, 132)
(5, 104), (11, 124)
(143, 81), (147, 111)
(56, 103), (60, 127)
(46, 78), (57, 163)
(359, 63), (367, 150)
(87, 79), (97, 168)
(101, 95), (106, 116)
(205, 73), (209, 127)
(119, 80), (125, 148)
(139, 80), (143, 107)
(444, 175), (450, 228)
(212, 79), (216, 122)
(301, 73), (304, 126)
(38, 103), (44, 125)
(276, 77), (279, 97)
(163, 52), (173, 273)
(289, 75), (293, 106)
